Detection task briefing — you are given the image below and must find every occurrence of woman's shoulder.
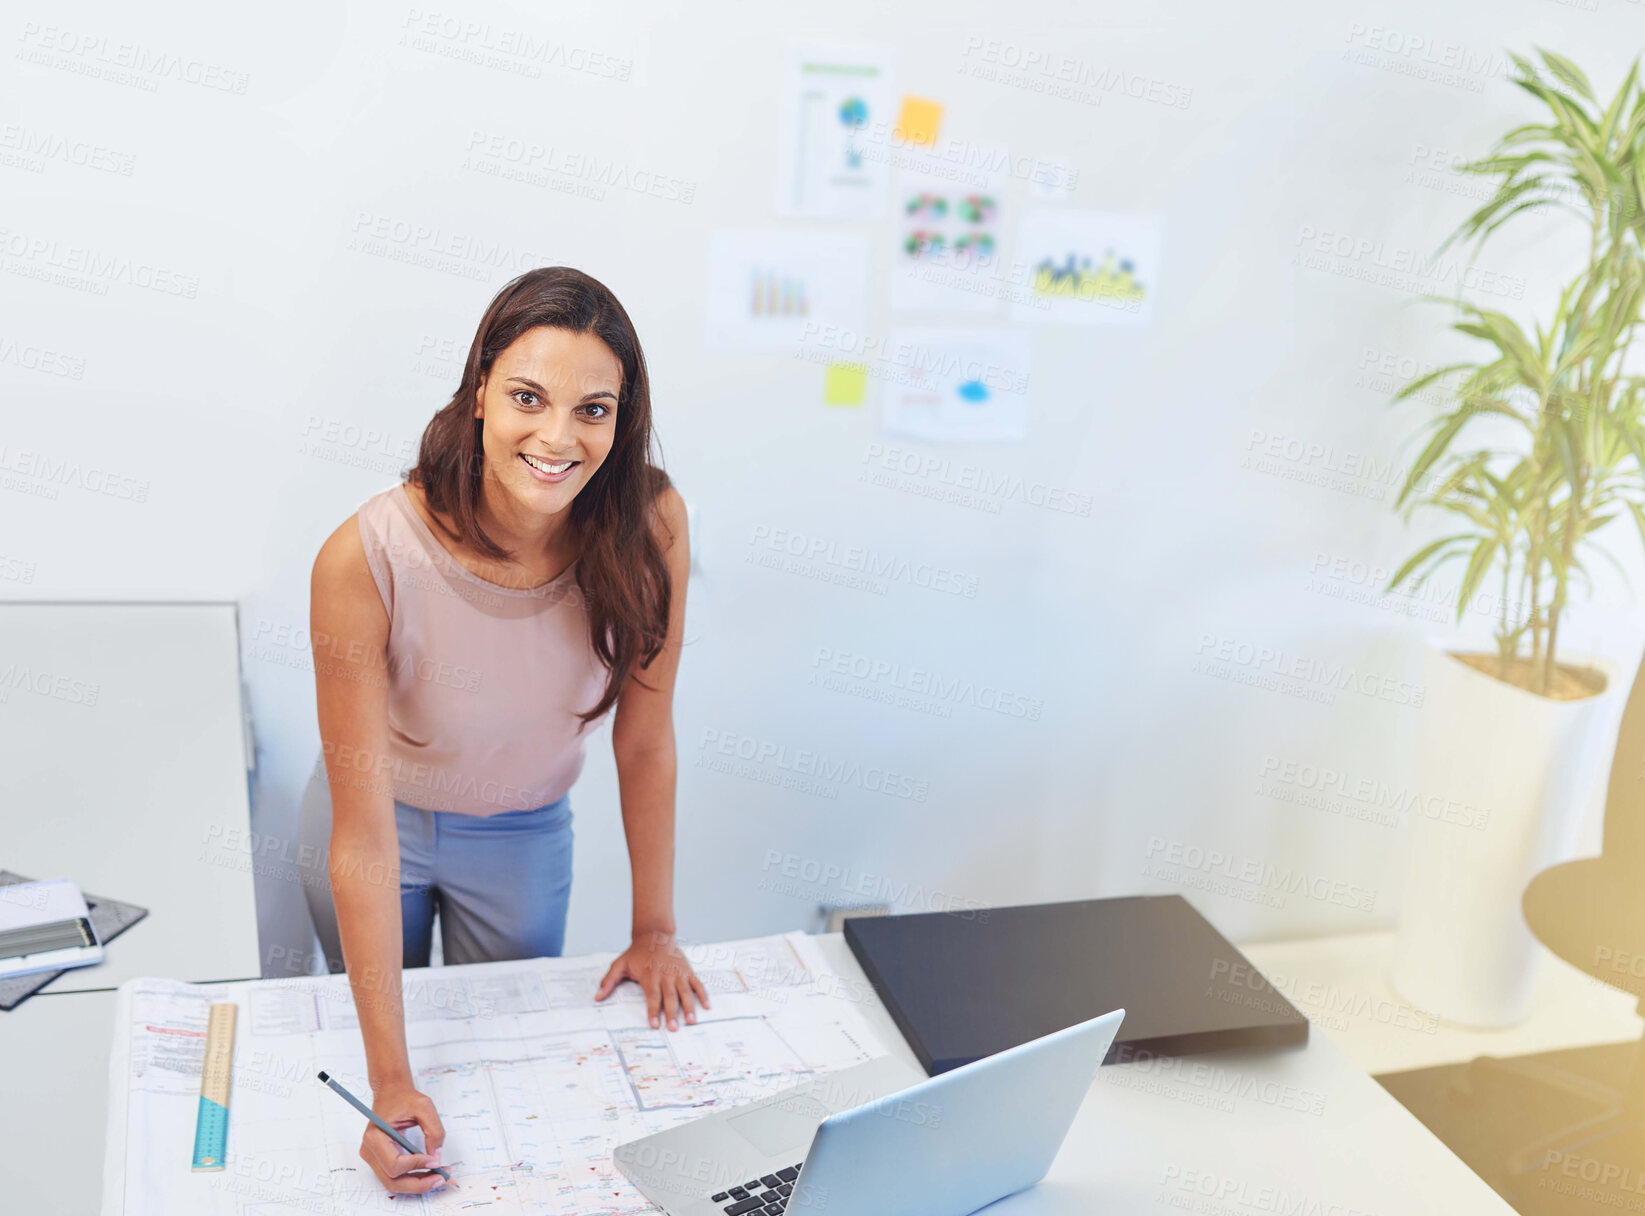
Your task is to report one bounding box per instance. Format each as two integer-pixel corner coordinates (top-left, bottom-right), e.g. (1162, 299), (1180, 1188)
(396, 479), (455, 541)
(362, 480), (410, 523)
(647, 477), (687, 553)
(311, 511), (392, 635)
(313, 484), (407, 615)
(358, 481), (436, 558)
(311, 510), (375, 603)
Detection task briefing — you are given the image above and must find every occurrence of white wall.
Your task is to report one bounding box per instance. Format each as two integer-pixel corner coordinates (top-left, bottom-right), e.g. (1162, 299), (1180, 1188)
(6, 0), (1643, 976)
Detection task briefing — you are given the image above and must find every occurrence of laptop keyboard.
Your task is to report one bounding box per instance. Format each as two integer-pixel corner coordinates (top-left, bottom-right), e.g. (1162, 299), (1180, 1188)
(710, 1163), (801, 1214)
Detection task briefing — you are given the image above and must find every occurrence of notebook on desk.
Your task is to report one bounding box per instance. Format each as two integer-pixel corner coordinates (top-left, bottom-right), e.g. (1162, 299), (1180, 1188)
(844, 894), (1309, 1074)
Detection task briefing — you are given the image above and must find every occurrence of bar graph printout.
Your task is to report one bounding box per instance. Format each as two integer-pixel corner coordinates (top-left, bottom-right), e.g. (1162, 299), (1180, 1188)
(102, 932), (892, 1215)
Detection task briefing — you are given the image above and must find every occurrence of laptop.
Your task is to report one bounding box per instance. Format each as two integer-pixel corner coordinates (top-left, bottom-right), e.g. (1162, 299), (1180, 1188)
(614, 1007), (1125, 1216)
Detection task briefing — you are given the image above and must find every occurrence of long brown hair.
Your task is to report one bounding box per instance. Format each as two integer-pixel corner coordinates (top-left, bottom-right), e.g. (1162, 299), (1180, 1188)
(409, 266), (672, 727)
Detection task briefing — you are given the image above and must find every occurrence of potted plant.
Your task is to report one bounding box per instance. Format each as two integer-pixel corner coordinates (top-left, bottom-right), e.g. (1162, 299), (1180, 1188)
(1385, 49), (1645, 1026)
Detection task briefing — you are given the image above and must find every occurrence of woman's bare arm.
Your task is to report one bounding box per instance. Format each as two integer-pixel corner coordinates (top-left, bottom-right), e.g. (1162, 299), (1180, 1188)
(595, 486), (709, 1031)
(311, 516), (447, 1193)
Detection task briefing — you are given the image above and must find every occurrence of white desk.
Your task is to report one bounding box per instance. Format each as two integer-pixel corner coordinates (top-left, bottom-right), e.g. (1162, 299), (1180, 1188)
(806, 936), (1513, 1214)
(0, 933), (1513, 1216)
(1, 986), (121, 1215)
(1243, 930), (1644, 1075)
(0, 603), (261, 990)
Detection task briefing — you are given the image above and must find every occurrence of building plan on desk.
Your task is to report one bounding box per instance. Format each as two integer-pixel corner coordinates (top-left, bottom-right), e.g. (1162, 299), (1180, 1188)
(102, 933), (895, 1216)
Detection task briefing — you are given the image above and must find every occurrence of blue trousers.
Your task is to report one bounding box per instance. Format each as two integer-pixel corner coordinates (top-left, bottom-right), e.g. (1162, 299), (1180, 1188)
(299, 768), (574, 972)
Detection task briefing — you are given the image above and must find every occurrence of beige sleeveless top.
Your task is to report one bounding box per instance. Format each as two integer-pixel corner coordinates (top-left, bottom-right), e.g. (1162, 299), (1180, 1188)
(354, 483), (609, 815)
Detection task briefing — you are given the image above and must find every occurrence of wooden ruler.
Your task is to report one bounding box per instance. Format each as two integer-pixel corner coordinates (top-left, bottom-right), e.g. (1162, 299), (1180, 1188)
(190, 1002), (237, 1171)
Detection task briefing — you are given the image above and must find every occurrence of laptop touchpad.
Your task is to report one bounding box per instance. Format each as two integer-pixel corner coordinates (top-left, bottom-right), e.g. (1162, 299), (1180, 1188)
(727, 1096), (830, 1156)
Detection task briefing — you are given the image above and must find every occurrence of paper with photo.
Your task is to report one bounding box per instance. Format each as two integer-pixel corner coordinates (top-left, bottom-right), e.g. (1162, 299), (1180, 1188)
(775, 41), (895, 220)
(882, 328), (1032, 443)
(704, 229), (870, 354)
(889, 142), (1011, 315)
(1011, 207), (1163, 326)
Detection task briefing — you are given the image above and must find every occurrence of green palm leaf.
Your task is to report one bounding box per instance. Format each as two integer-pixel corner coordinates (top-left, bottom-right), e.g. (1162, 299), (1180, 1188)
(1388, 48), (1645, 687)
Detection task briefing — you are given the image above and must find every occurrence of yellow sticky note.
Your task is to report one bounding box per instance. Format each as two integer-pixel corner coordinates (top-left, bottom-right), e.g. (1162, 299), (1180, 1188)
(894, 97), (943, 148)
(824, 363), (868, 406)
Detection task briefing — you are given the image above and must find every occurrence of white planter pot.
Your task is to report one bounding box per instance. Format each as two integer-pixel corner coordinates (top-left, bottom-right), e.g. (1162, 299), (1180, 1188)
(1391, 637), (1619, 1027)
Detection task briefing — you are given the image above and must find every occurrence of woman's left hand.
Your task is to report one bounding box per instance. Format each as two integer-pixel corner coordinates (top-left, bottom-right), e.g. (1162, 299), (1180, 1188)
(594, 930), (711, 1031)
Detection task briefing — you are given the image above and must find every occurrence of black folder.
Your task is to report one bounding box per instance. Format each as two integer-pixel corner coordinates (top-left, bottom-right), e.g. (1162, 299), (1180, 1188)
(844, 894), (1308, 1074)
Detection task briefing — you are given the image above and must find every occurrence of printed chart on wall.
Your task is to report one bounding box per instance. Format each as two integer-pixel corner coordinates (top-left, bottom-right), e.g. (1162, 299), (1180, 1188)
(101, 933), (895, 1216)
(775, 42), (895, 220)
(882, 328), (1032, 443)
(704, 229), (870, 354)
(1011, 207), (1163, 326)
(890, 143), (1011, 314)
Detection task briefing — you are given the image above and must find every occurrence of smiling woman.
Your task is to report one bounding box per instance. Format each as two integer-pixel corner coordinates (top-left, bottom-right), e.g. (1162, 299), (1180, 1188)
(299, 267), (706, 1199)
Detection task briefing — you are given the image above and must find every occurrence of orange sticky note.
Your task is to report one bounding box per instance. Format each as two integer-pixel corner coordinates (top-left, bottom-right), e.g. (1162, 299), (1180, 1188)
(894, 97), (943, 148)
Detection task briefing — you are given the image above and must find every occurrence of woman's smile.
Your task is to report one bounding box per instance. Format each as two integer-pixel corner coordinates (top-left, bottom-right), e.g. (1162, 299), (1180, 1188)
(520, 452), (581, 483)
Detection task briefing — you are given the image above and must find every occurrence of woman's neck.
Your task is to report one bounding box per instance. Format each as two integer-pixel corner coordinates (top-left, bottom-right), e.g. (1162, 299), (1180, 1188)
(475, 475), (576, 568)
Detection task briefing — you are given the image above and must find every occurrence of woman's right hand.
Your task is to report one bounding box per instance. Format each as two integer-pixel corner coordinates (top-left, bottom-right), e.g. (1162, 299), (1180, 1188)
(360, 1082), (448, 1195)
